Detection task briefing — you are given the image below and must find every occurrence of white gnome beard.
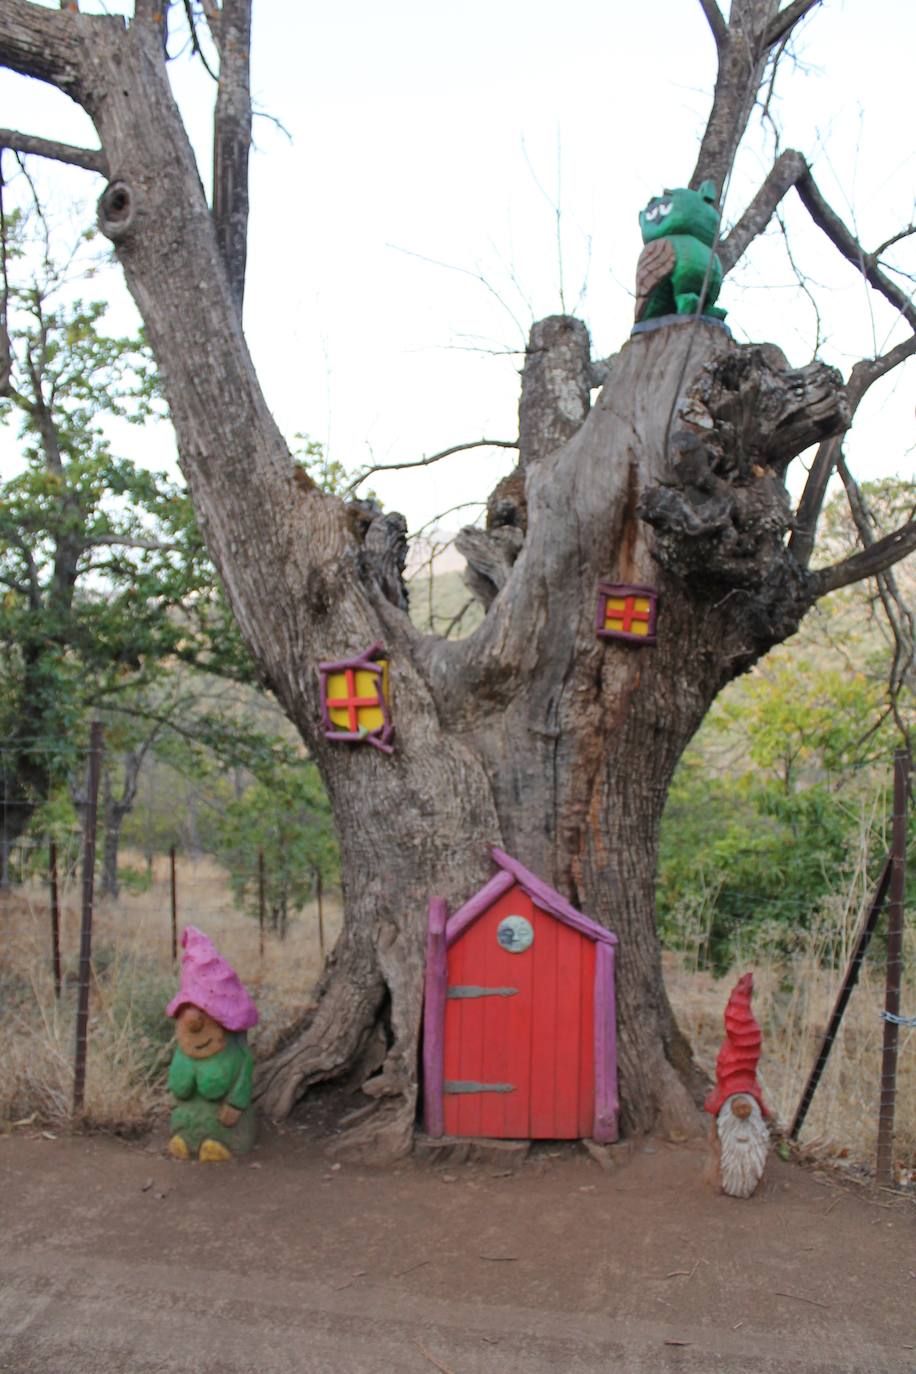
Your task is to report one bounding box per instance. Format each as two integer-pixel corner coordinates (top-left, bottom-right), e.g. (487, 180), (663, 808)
(716, 1095), (768, 1198)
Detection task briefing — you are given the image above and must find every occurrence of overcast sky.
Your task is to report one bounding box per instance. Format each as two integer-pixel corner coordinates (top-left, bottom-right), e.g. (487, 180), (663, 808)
(1, 0), (914, 537)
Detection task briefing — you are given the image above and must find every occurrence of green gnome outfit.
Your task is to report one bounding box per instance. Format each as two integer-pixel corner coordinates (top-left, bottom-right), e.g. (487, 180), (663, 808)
(168, 1031), (256, 1157)
(165, 926), (259, 1162)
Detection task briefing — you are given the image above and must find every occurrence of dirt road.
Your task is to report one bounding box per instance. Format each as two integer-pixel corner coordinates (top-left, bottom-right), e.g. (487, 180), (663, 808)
(1, 1122), (913, 1373)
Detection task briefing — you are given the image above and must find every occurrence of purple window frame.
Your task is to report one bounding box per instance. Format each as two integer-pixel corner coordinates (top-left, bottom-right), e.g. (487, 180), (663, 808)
(317, 640), (394, 755)
(595, 581), (658, 645)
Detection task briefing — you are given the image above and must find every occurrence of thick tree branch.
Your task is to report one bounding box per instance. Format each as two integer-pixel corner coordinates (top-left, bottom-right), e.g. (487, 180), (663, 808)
(718, 149), (806, 273)
(697, 0), (727, 49)
(0, 0), (91, 95)
(789, 435), (840, 569)
(691, 0), (780, 192)
(720, 154), (916, 337)
(210, 0), (251, 314)
(0, 127), (106, 174)
(345, 439), (518, 497)
(790, 335), (916, 566)
(763, 0), (822, 49)
(807, 519), (916, 598)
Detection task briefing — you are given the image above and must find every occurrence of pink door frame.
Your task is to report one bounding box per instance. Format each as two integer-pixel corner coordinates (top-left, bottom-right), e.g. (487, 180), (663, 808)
(423, 847), (619, 1143)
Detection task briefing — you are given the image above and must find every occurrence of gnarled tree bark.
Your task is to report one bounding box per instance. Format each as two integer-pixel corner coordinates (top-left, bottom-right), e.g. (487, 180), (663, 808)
(1, 0), (912, 1161)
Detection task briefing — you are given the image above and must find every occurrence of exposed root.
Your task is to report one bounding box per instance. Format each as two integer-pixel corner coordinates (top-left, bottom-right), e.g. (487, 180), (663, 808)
(254, 969), (386, 1119)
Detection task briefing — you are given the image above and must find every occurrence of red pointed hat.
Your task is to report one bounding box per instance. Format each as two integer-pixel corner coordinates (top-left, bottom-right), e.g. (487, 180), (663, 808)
(704, 972), (768, 1117)
(165, 926), (258, 1031)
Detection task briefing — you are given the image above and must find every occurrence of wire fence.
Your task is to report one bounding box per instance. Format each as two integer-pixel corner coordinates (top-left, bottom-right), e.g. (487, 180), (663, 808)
(0, 727), (912, 1180)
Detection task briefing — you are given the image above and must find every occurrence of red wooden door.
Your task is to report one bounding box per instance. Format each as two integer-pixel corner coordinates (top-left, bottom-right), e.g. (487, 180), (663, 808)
(442, 884), (595, 1138)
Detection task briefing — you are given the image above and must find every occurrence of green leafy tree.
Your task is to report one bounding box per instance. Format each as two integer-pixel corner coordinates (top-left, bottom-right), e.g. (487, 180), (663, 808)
(0, 212), (257, 872)
(213, 763), (339, 940)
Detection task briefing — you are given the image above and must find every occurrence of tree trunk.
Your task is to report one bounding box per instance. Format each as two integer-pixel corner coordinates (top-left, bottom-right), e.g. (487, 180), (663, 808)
(0, 3), (867, 1164)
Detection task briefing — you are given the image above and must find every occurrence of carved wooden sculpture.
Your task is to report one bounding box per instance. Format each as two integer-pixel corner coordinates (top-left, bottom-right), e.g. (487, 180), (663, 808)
(704, 972), (769, 1197)
(166, 926), (259, 1162)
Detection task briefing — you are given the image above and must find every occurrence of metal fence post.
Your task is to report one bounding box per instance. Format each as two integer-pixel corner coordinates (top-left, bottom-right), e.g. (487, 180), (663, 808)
(72, 721), (103, 1118)
(875, 748), (910, 1188)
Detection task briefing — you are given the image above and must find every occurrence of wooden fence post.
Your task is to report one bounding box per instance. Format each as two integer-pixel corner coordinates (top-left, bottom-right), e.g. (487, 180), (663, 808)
(170, 846), (178, 964)
(49, 838), (62, 1000)
(73, 721), (103, 1118)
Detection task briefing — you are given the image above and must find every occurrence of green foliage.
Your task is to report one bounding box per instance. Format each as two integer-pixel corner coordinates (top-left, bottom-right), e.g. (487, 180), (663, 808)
(0, 212), (260, 846)
(212, 763), (339, 938)
(658, 652), (904, 968)
(658, 758), (866, 969)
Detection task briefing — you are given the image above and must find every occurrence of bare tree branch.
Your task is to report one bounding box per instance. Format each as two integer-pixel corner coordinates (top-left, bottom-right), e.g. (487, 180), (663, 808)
(763, 0), (822, 49)
(0, 127), (106, 175)
(790, 434), (841, 569)
(872, 223), (916, 259)
(719, 148), (806, 272)
(82, 534), (182, 553)
(210, 0), (251, 313)
(808, 518), (916, 598)
(697, 0), (727, 49)
(796, 173), (916, 332)
(691, 0), (782, 192)
(0, 0), (89, 93)
(845, 334), (916, 411)
(345, 439), (518, 497)
(791, 335), (916, 567)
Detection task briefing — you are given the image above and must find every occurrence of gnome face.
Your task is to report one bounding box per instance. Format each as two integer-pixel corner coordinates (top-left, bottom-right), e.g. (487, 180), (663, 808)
(716, 1093), (768, 1198)
(175, 1004), (229, 1060)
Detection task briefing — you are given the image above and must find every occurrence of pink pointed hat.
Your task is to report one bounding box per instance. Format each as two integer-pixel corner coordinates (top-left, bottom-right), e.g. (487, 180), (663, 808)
(704, 972), (768, 1117)
(166, 926), (258, 1031)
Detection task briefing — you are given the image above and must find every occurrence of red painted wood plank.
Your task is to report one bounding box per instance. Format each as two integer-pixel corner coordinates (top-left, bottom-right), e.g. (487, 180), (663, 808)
(528, 903), (559, 1136)
(578, 936), (597, 1138)
(456, 921), (487, 1137)
(499, 887), (533, 1138)
(550, 916), (583, 1138)
(479, 897), (511, 1138)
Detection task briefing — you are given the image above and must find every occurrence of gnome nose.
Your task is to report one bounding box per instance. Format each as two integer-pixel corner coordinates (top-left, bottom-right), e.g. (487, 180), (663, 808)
(182, 1008), (205, 1033)
(732, 1098), (752, 1119)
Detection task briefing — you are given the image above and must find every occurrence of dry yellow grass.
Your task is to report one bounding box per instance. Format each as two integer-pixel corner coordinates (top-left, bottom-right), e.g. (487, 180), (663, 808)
(666, 920), (916, 1180)
(1, 852), (911, 1179)
(0, 851), (342, 1134)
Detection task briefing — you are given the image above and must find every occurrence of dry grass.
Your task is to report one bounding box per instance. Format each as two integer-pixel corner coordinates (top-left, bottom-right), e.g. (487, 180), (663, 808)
(1, 851), (911, 1180)
(666, 905), (916, 1182)
(0, 850), (342, 1135)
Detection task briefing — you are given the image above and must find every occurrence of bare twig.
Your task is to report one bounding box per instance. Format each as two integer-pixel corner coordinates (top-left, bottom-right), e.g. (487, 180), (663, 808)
(773, 1289), (830, 1309)
(763, 0), (823, 50)
(413, 1339), (455, 1374)
(0, 129), (107, 176)
(345, 439), (517, 497)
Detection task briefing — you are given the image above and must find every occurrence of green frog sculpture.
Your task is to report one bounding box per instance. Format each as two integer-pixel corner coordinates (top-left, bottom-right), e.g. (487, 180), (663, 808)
(165, 926), (258, 1162)
(634, 180), (727, 325)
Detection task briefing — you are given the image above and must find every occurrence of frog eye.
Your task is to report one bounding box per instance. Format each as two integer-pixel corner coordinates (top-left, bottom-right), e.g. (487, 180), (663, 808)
(658, 201), (673, 217)
(644, 206), (660, 222)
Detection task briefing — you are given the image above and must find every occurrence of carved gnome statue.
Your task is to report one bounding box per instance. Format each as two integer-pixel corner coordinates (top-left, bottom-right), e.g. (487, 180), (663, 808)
(165, 926), (259, 1162)
(704, 973), (769, 1198)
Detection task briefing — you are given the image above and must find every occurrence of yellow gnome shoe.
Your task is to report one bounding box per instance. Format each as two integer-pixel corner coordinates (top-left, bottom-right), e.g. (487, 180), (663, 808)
(199, 1138), (233, 1163)
(168, 1134), (191, 1161)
